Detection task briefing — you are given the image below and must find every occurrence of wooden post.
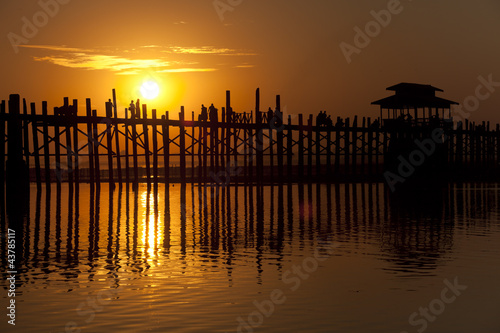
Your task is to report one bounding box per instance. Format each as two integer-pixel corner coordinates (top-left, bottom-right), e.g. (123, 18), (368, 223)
(124, 107), (130, 183)
(326, 121), (332, 178)
(112, 90), (122, 184)
(269, 123), (274, 182)
(277, 117), (284, 183)
(197, 112), (202, 182)
(225, 109), (231, 180)
(375, 122), (381, 175)
(233, 122), (238, 186)
(249, 125), (254, 182)
(72, 99), (79, 185)
(142, 104), (151, 183)
(243, 123), (248, 183)
(92, 109), (100, 184)
(22, 99), (30, 172)
(360, 117), (366, 176)
(43, 101), (51, 184)
(344, 117), (351, 176)
(352, 116), (357, 176)
(131, 107), (139, 185)
(65, 107), (73, 184)
(191, 111), (195, 182)
(163, 112), (170, 184)
(257, 121), (264, 183)
(54, 105), (62, 184)
(179, 107), (186, 182)
(307, 115), (313, 180)
(105, 100), (114, 186)
(367, 118), (373, 176)
(315, 121), (321, 179)
(30, 103), (41, 185)
(203, 114), (208, 181)
(86, 99), (94, 186)
(152, 109), (159, 184)
(287, 115), (293, 181)
(255, 88), (260, 115)
(298, 114), (304, 181)
(335, 117), (341, 174)
(0, 101), (5, 196)
(6, 95), (28, 199)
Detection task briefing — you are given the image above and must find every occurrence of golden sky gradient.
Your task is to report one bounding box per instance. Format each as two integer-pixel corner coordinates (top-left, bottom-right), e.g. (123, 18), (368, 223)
(1, 0), (500, 122)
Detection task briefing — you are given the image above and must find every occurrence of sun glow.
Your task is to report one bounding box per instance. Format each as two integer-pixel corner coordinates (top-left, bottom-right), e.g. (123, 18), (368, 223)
(140, 80), (160, 99)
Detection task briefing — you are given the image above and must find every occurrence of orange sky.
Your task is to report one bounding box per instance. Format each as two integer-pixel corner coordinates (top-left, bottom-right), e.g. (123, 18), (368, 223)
(1, 0), (500, 122)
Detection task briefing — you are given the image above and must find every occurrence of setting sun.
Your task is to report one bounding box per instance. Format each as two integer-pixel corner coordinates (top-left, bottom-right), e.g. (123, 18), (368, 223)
(140, 80), (160, 99)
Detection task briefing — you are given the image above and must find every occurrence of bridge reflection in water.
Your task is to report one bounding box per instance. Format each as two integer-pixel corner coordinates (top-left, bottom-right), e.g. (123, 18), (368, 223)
(1, 182), (499, 332)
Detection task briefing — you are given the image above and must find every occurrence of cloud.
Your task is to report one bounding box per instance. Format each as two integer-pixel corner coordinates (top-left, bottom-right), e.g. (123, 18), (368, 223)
(167, 46), (258, 56)
(20, 44), (256, 74)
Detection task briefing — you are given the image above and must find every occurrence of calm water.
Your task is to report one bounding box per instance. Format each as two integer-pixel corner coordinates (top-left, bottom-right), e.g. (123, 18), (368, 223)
(1, 182), (500, 332)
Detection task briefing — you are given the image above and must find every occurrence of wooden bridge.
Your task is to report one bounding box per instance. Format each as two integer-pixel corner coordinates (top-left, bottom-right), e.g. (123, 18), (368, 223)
(1, 86), (500, 196)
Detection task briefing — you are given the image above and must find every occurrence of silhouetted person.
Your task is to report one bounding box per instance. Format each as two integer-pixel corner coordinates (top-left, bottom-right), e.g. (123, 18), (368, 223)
(199, 104), (208, 121)
(209, 104), (218, 122)
(335, 118), (344, 129)
(129, 100), (136, 119)
(135, 99), (141, 118)
(325, 115), (333, 128)
(267, 108), (273, 124)
(316, 111), (326, 126)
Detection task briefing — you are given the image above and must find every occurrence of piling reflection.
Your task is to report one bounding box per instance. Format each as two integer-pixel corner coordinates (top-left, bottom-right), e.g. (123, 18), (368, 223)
(2, 182), (499, 291)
